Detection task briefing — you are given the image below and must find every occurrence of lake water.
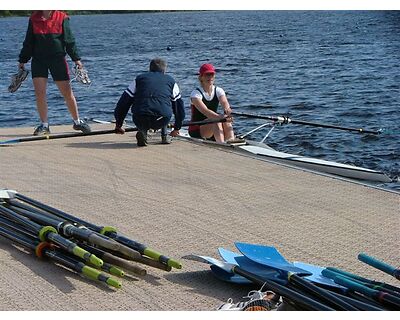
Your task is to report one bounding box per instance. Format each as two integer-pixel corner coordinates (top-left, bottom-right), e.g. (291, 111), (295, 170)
(0, 11), (399, 191)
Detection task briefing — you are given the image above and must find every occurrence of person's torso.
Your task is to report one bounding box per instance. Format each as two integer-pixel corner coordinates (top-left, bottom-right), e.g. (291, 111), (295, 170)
(190, 86), (220, 123)
(30, 11), (67, 59)
(132, 71), (175, 117)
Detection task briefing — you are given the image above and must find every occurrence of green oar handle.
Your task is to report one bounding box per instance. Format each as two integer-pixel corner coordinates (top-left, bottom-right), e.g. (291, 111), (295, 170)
(358, 253), (400, 280)
(231, 265), (334, 311)
(143, 248), (182, 269)
(43, 229), (103, 267)
(122, 252), (172, 272)
(81, 265), (121, 289)
(104, 230), (182, 269)
(99, 262), (125, 278)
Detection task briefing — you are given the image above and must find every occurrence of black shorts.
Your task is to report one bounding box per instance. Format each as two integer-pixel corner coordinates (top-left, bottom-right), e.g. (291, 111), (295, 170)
(188, 129), (215, 141)
(188, 129), (202, 138)
(31, 56), (70, 81)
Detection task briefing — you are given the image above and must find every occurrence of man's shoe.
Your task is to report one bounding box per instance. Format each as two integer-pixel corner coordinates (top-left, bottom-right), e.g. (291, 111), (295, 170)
(33, 124), (50, 136)
(136, 131), (148, 147)
(161, 135), (171, 144)
(73, 119), (91, 134)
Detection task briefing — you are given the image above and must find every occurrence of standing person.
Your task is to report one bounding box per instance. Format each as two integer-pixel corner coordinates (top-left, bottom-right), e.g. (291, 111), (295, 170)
(18, 10), (91, 135)
(114, 58), (185, 147)
(189, 63), (238, 143)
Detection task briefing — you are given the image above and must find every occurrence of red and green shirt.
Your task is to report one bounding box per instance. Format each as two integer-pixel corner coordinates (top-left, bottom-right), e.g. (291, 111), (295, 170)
(19, 11), (81, 63)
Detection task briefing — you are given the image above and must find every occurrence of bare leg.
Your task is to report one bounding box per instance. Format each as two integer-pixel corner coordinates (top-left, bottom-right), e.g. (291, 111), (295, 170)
(55, 80), (79, 120)
(223, 122), (235, 141)
(213, 123), (225, 142)
(199, 123), (225, 142)
(32, 77), (49, 122)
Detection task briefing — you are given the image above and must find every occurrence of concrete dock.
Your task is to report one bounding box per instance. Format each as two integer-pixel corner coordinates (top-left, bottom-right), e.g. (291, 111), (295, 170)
(0, 124), (398, 310)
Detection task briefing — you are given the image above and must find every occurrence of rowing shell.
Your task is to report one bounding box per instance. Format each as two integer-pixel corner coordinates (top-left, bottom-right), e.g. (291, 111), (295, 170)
(178, 129), (391, 183)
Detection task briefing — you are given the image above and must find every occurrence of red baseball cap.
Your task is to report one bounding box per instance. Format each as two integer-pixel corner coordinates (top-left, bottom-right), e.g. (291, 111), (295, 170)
(199, 63), (216, 76)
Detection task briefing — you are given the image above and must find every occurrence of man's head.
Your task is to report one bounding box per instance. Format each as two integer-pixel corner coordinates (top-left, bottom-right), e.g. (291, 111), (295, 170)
(150, 58), (167, 73)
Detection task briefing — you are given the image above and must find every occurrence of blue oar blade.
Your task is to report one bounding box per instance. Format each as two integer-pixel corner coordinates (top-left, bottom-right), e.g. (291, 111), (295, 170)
(217, 248), (252, 283)
(293, 261), (346, 289)
(218, 247), (286, 284)
(235, 242), (311, 276)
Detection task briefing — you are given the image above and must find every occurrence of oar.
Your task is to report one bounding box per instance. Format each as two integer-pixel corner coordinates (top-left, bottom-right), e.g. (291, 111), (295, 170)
(218, 247), (284, 284)
(322, 269), (400, 309)
(0, 204), (103, 267)
(0, 127), (140, 146)
(358, 253), (400, 281)
(91, 117), (228, 128)
(3, 194), (169, 270)
(231, 111), (382, 135)
(217, 247), (382, 309)
(325, 267), (400, 294)
(0, 204), (126, 278)
(220, 248), (346, 290)
(77, 242), (147, 276)
(8, 190), (181, 269)
(0, 225), (121, 288)
(183, 254), (334, 311)
(321, 267), (400, 303)
(294, 261), (400, 296)
(5, 200), (122, 252)
(235, 242), (358, 310)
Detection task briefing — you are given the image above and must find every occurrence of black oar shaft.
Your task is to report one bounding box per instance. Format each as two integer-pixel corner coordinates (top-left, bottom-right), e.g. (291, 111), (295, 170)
(0, 127), (139, 145)
(232, 265), (334, 311)
(0, 214), (38, 240)
(0, 225), (37, 250)
(288, 273), (358, 310)
(15, 193), (99, 230)
(231, 111), (381, 134)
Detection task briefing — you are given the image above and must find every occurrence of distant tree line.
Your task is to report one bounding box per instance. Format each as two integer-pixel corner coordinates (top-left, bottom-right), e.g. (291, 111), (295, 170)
(0, 10), (167, 17)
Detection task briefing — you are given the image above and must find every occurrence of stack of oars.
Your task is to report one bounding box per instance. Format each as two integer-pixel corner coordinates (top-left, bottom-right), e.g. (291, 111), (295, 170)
(185, 242), (400, 311)
(0, 189), (182, 289)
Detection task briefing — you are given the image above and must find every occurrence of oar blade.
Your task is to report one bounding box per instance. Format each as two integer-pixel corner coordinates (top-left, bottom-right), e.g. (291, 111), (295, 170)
(0, 189), (17, 200)
(217, 248), (253, 284)
(181, 254), (233, 273)
(293, 261), (346, 289)
(219, 247), (286, 284)
(235, 242), (311, 276)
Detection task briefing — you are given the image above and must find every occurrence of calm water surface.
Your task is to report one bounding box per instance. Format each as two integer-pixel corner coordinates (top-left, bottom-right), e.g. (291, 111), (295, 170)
(0, 11), (399, 190)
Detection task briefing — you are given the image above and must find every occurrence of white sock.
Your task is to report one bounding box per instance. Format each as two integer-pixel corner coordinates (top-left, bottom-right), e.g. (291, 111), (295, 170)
(73, 119), (81, 125)
(41, 122), (49, 128)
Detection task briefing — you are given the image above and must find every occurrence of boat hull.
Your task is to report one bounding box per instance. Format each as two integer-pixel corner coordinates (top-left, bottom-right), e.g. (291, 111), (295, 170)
(179, 131), (391, 183)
